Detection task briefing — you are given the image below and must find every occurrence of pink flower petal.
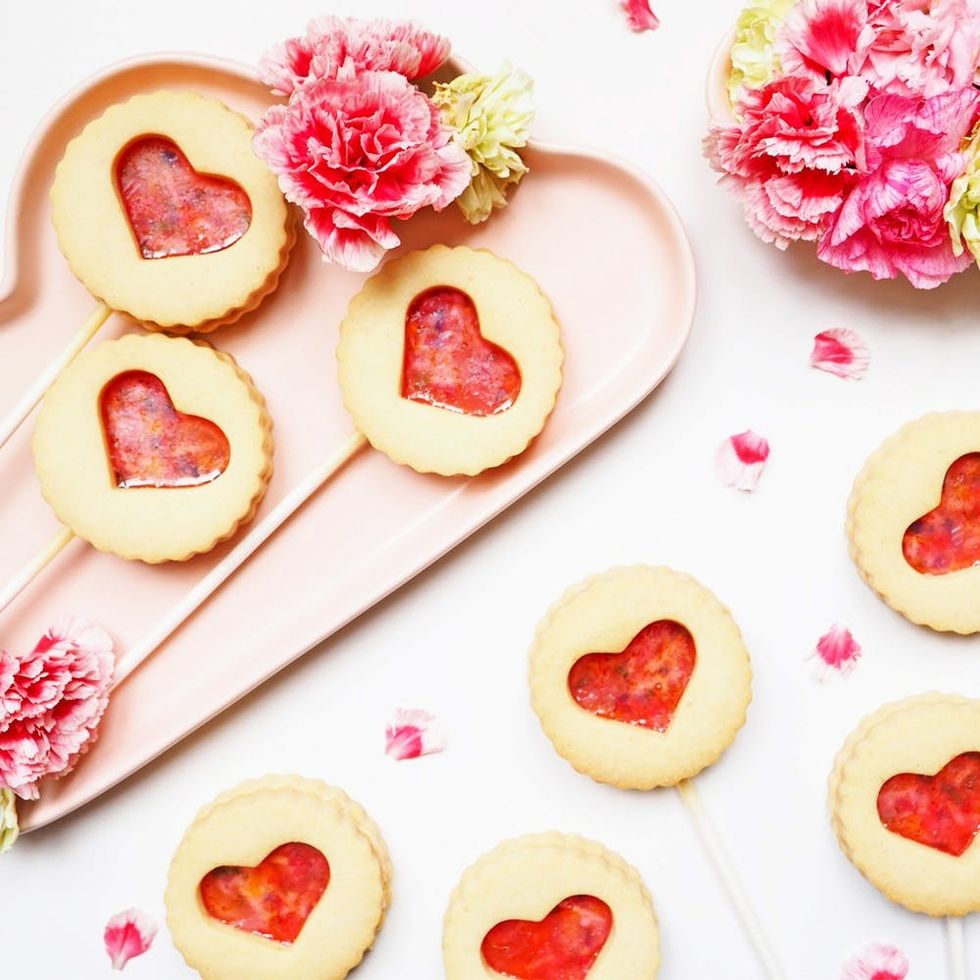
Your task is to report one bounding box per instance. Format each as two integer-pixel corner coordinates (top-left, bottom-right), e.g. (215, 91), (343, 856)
(810, 328), (870, 380)
(385, 708), (447, 761)
(810, 624), (863, 680)
(715, 430), (770, 491)
(620, 0), (660, 32)
(841, 941), (909, 980)
(104, 909), (157, 971)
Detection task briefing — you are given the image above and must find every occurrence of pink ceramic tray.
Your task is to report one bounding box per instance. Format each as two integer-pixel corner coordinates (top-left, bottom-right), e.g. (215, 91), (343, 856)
(0, 54), (695, 832)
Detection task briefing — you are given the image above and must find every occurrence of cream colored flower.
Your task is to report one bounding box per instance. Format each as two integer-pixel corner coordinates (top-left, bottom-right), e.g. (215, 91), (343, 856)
(946, 124), (980, 262)
(728, 0), (797, 104)
(433, 63), (534, 224)
(0, 789), (19, 854)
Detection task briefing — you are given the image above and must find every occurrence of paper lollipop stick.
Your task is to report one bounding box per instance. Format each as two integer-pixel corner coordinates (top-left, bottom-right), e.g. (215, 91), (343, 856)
(111, 431), (367, 685)
(676, 780), (786, 979)
(0, 304), (112, 451)
(0, 526), (75, 617)
(946, 917), (967, 980)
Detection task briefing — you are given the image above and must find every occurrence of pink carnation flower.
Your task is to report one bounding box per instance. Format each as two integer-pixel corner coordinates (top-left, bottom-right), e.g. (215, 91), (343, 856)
(0, 617), (114, 800)
(818, 87), (979, 287)
(259, 17), (450, 96)
(254, 71), (471, 271)
(779, 0), (871, 82)
(706, 75), (867, 246)
(861, 0), (980, 97)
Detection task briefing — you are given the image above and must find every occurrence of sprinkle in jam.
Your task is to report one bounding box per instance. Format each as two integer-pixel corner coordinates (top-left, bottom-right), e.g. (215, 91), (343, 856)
(877, 753), (980, 856)
(903, 453), (980, 574)
(116, 136), (251, 259)
(401, 286), (521, 416)
(100, 371), (230, 489)
(481, 896), (613, 980)
(568, 620), (696, 732)
(199, 842), (330, 944)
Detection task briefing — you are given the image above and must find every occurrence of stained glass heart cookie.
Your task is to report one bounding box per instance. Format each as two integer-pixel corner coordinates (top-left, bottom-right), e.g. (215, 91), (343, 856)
(529, 566), (752, 789)
(32, 333), (273, 562)
(337, 245), (563, 476)
(166, 776), (391, 980)
(51, 91), (292, 332)
(830, 694), (980, 915)
(443, 834), (660, 979)
(848, 412), (980, 632)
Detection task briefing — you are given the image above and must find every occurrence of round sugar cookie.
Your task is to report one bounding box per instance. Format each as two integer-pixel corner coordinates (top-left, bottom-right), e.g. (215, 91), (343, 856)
(32, 333), (273, 562)
(51, 90), (292, 332)
(166, 776), (391, 980)
(443, 833), (660, 980)
(848, 411), (980, 633)
(337, 245), (563, 476)
(529, 566), (752, 789)
(830, 694), (980, 915)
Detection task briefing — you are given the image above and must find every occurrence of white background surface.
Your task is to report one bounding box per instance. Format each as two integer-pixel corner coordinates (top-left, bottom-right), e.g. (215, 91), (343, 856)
(3, 1), (980, 978)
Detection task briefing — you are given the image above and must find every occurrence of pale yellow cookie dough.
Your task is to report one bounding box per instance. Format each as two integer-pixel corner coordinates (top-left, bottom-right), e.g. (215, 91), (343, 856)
(32, 333), (273, 562)
(848, 412), (980, 633)
(529, 566), (752, 789)
(337, 245), (563, 476)
(51, 90), (292, 332)
(830, 694), (980, 916)
(166, 776), (390, 980)
(443, 833), (660, 980)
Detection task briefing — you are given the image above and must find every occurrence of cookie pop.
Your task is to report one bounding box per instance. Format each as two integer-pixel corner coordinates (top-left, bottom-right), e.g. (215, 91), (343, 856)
(527, 565), (785, 978)
(0, 90), (292, 450)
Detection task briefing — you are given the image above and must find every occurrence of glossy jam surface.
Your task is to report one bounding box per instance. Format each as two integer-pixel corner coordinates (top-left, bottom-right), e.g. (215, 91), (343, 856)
(401, 287), (521, 416)
(116, 136), (251, 259)
(199, 842), (330, 944)
(101, 371), (230, 489)
(568, 620), (696, 732)
(903, 454), (980, 574)
(877, 752), (980, 856)
(481, 896), (612, 980)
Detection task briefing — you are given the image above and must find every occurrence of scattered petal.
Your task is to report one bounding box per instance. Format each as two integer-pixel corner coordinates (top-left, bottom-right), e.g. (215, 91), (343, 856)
(104, 909), (157, 971)
(0, 616), (114, 799)
(810, 328), (871, 380)
(620, 0), (660, 32)
(385, 708), (447, 761)
(841, 941), (909, 980)
(0, 788), (18, 854)
(715, 430), (770, 491)
(809, 624), (863, 680)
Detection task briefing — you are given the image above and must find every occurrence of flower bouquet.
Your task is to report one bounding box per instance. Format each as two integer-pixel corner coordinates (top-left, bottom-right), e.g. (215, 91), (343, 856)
(706, 0), (980, 289)
(254, 17), (534, 271)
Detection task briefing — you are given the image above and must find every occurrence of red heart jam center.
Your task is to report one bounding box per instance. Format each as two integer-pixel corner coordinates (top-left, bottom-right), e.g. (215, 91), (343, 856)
(100, 371), (230, 489)
(568, 621), (696, 732)
(199, 842), (330, 944)
(481, 895), (612, 980)
(903, 453), (980, 574)
(877, 752), (980, 856)
(401, 286), (522, 416)
(116, 136), (252, 259)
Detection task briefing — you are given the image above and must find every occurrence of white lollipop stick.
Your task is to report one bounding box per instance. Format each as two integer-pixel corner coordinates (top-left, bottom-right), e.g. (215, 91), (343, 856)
(946, 916), (967, 980)
(0, 525), (75, 617)
(676, 779), (787, 980)
(111, 431), (368, 686)
(0, 302), (111, 451)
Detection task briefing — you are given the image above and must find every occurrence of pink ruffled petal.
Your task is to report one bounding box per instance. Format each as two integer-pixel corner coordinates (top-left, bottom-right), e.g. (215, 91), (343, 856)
(620, 0), (660, 32)
(715, 430), (770, 492)
(810, 624), (862, 680)
(104, 909), (157, 971)
(841, 941), (909, 980)
(385, 708), (447, 761)
(810, 328), (870, 380)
